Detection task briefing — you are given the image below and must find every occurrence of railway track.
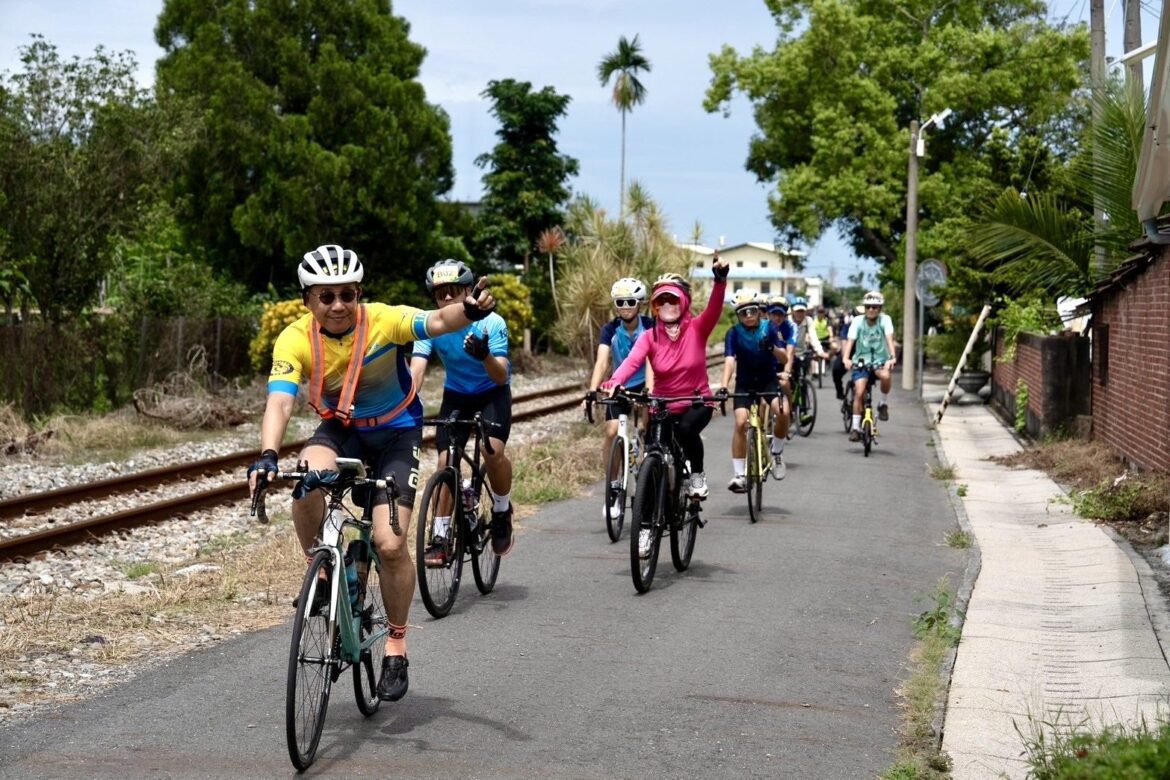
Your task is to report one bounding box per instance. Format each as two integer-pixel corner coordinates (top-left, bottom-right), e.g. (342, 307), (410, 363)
(1, 352), (725, 561)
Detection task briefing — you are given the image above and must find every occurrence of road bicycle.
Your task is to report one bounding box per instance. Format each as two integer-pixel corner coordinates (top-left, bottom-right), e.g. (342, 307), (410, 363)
(611, 388), (725, 593)
(584, 391), (645, 542)
(850, 359), (881, 456)
(415, 412), (501, 618)
(786, 349), (818, 438)
(730, 390), (778, 524)
(251, 458), (395, 771)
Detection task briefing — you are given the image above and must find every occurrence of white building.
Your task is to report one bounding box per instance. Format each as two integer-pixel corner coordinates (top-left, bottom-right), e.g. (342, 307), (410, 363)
(678, 242), (823, 307)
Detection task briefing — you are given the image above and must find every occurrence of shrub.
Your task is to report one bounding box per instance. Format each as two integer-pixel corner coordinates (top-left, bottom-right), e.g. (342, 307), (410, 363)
(249, 299), (307, 372)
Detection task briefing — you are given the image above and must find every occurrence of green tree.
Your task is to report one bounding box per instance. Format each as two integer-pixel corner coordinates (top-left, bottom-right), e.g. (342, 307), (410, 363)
(0, 36), (157, 322)
(597, 34), (651, 216)
(154, 0), (458, 291)
(474, 78), (578, 350)
(704, 1), (1088, 269)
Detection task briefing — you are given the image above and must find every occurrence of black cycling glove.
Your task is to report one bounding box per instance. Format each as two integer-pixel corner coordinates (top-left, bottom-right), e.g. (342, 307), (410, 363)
(712, 255), (729, 282)
(463, 277), (495, 321)
(247, 449), (279, 484)
(464, 330), (490, 360)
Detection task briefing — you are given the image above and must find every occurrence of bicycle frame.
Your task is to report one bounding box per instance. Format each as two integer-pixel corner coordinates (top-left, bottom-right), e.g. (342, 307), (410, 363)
(427, 412), (494, 554)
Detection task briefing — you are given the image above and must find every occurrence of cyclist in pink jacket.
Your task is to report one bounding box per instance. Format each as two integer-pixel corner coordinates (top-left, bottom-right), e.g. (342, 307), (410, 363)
(602, 254), (730, 499)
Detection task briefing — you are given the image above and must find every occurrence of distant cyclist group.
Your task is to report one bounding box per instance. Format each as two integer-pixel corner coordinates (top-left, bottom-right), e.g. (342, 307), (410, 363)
(245, 244), (900, 766)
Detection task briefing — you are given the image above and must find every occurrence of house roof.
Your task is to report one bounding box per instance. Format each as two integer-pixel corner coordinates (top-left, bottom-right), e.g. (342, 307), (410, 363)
(676, 242), (807, 258)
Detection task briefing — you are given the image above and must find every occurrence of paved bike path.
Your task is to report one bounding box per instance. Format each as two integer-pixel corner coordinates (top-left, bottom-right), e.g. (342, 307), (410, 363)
(0, 379), (964, 778)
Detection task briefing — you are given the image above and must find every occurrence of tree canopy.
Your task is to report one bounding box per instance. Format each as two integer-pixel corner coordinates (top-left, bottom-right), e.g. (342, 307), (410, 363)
(704, 0), (1089, 269)
(154, 0), (459, 290)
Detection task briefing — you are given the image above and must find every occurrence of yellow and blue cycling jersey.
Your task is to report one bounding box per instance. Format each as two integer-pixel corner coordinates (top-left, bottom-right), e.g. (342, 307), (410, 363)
(268, 303), (431, 430)
(413, 313), (510, 395)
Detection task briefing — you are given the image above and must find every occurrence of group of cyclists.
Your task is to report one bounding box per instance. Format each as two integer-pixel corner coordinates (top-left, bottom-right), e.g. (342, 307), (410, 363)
(246, 243), (898, 706)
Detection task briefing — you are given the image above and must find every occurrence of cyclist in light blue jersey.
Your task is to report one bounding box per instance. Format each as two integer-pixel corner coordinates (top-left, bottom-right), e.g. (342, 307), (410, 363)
(586, 278), (654, 520)
(411, 260), (515, 561)
(842, 290), (898, 440)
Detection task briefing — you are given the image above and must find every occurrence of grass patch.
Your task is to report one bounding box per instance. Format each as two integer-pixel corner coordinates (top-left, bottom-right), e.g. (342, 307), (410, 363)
(929, 464), (955, 481)
(116, 561), (160, 579)
(1018, 714), (1170, 779)
(511, 421), (605, 505)
(944, 529), (971, 549)
(881, 577), (961, 779)
(955, 483), (968, 497)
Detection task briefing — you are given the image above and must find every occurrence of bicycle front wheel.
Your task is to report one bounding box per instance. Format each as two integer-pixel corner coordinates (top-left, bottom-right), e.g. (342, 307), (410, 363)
(352, 551), (387, 717)
(470, 467), (500, 594)
(604, 435), (626, 542)
(630, 454), (665, 593)
(798, 378), (817, 437)
(862, 419), (873, 457)
(416, 470), (464, 618)
(746, 426), (764, 524)
(287, 549), (336, 771)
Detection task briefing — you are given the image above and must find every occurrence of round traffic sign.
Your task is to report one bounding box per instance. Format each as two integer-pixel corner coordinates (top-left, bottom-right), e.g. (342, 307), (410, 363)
(915, 259), (947, 306)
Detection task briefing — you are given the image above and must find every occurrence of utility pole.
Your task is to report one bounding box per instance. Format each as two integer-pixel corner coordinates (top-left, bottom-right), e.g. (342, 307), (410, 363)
(1124, 0), (1144, 90)
(1091, 0), (1107, 274)
(902, 119), (920, 391)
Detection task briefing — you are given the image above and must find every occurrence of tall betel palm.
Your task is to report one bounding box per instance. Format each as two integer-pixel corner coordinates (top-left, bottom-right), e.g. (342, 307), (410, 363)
(597, 35), (651, 217)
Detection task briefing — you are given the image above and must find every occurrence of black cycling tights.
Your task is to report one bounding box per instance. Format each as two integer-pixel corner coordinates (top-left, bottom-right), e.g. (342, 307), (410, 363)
(669, 405), (714, 474)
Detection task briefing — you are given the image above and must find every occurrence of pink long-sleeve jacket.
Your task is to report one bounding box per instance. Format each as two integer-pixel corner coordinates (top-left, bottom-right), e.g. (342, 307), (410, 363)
(603, 279), (727, 413)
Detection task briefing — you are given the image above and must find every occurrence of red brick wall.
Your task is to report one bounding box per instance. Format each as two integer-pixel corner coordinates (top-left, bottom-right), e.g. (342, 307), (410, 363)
(991, 331), (1045, 423)
(1092, 254), (1170, 473)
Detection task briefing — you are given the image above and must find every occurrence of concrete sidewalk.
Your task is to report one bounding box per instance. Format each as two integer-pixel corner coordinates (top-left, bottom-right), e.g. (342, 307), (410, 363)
(924, 374), (1170, 778)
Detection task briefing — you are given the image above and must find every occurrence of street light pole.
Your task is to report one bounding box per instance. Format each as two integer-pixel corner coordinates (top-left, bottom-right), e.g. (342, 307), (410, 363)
(902, 119), (920, 391)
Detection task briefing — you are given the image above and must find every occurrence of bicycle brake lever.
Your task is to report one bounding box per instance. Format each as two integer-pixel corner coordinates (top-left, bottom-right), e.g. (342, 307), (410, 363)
(250, 483), (270, 524)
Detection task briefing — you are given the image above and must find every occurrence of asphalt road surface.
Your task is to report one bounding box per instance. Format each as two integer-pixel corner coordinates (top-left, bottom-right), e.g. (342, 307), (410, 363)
(0, 381), (965, 779)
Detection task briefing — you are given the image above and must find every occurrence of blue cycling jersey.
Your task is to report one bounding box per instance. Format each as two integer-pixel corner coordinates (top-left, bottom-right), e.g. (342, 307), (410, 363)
(599, 315), (653, 387)
(413, 312), (510, 395)
(726, 320), (789, 387)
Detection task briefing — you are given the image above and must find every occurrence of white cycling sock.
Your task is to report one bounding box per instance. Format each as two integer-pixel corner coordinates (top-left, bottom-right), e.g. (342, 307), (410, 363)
(490, 490), (511, 512)
(432, 515), (451, 538)
(772, 438), (785, 455)
(852, 414), (861, 430)
(732, 458), (745, 477)
(880, 391), (889, 405)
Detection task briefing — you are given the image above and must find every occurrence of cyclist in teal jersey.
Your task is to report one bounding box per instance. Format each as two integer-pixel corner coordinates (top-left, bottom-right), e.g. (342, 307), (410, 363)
(586, 278), (654, 520)
(841, 290), (898, 440)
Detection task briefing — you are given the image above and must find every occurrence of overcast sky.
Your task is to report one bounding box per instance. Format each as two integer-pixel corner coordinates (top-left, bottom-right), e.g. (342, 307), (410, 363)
(1, 0), (1160, 286)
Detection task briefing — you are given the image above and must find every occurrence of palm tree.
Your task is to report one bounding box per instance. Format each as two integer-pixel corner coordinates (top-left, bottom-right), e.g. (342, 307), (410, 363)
(968, 77), (1145, 297)
(597, 35), (651, 218)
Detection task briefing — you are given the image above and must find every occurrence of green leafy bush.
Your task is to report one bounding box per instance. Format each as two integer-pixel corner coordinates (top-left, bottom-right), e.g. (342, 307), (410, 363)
(995, 297), (1061, 363)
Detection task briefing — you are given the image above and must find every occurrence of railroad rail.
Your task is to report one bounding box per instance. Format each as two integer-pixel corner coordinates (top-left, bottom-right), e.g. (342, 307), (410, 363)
(0, 352), (725, 561)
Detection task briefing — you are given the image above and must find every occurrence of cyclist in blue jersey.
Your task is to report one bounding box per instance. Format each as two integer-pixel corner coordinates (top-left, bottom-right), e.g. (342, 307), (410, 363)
(586, 278), (655, 520)
(765, 295), (799, 442)
(411, 260), (515, 562)
(718, 290), (791, 488)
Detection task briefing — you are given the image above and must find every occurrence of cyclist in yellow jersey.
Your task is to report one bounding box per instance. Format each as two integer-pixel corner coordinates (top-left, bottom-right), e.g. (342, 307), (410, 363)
(247, 245), (495, 704)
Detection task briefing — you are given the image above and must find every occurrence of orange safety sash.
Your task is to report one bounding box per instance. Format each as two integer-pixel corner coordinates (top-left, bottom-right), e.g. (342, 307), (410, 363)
(307, 304), (369, 425)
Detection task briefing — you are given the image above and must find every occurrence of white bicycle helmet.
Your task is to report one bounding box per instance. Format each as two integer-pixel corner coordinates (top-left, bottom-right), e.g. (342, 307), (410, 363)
(791, 296), (808, 312)
(863, 290), (885, 307)
(731, 289), (761, 312)
(298, 245), (364, 289)
(610, 277), (647, 302)
(425, 259), (474, 292)
(767, 295), (789, 313)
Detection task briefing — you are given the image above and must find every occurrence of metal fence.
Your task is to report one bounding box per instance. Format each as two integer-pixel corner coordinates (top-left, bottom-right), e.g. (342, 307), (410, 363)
(0, 316), (256, 415)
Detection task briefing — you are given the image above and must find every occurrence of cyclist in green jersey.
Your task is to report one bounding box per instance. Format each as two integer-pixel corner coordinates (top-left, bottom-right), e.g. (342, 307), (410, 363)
(841, 290), (898, 441)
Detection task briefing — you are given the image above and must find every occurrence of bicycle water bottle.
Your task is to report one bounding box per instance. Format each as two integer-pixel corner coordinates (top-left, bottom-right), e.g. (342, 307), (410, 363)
(344, 539), (369, 614)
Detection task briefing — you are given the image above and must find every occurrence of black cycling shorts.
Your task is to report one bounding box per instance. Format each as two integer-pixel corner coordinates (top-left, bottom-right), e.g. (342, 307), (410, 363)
(733, 377), (781, 410)
(306, 419), (421, 509)
(605, 383), (645, 421)
(436, 384), (512, 453)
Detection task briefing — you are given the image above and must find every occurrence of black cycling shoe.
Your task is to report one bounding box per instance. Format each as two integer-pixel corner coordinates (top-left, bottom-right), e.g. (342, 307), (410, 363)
(377, 655), (409, 702)
(490, 504), (515, 556)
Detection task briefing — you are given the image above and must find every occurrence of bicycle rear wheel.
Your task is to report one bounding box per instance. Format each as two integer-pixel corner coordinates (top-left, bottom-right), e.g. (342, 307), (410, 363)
(630, 454), (664, 593)
(352, 552), (387, 717)
(470, 467), (500, 594)
(746, 426), (764, 524)
(798, 378), (817, 437)
(603, 435), (626, 542)
(287, 549), (336, 771)
(416, 470), (463, 618)
(670, 501), (699, 571)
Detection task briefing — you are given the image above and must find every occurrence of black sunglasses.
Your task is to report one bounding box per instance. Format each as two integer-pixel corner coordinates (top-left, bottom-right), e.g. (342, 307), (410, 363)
(312, 289), (358, 305)
(614, 298), (639, 308)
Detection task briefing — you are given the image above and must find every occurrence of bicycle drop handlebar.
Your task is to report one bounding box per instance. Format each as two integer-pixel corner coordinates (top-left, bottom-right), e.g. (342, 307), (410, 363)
(584, 388), (727, 421)
(249, 465), (396, 529)
(421, 410), (500, 455)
